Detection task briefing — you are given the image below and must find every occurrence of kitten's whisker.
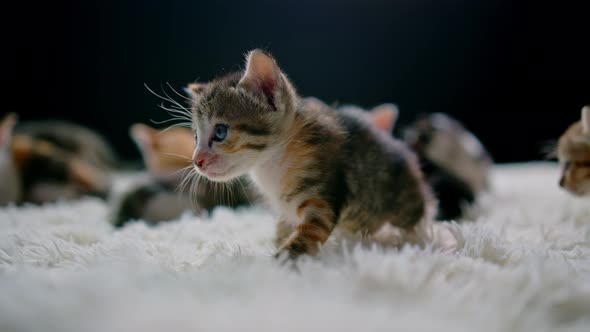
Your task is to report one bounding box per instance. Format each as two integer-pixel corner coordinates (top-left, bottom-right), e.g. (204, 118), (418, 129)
(160, 152), (193, 161)
(178, 168), (196, 193)
(157, 103), (192, 121)
(169, 165), (194, 179)
(159, 122), (193, 133)
(149, 118), (191, 126)
(165, 82), (197, 103)
(144, 83), (184, 108)
(167, 104), (192, 116)
(160, 83), (193, 115)
(235, 178), (250, 202)
(189, 172), (201, 211)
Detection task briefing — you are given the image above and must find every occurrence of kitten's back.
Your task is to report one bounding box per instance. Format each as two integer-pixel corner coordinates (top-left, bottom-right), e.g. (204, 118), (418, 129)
(337, 107), (433, 230)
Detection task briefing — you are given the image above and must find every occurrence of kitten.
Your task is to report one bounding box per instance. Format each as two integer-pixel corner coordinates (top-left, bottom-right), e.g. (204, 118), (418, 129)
(0, 114), (113, 205)
(112, 123), (254, 227)
(0, 113), (21, 204)
(557, 106), (590, 196)
(368, 109), (492, 220)
(186, 49), (433, 258)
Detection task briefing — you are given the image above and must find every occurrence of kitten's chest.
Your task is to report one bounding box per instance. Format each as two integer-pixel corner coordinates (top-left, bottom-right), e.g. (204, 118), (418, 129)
(249, 156), (300, 222)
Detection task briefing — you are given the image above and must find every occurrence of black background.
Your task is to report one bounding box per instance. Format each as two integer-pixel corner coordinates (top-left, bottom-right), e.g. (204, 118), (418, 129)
(5, 0), (590, 163)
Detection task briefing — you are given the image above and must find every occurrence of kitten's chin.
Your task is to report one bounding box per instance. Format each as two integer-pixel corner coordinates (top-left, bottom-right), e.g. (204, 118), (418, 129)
(199, 166), (243, 183)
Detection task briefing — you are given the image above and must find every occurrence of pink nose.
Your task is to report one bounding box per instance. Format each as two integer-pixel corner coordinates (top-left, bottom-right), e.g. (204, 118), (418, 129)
(193, 150), (209, 169)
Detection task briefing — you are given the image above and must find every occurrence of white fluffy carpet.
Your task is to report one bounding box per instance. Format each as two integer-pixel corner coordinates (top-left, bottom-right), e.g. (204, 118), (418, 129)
(0, 162), (589, 332)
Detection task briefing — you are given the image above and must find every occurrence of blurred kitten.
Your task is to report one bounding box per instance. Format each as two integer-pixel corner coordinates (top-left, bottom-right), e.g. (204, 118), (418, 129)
(366, 107), (492, 220)
(0, 113), (21, 204)
(557, 106), (590, 196)
(0, 113), (114, 205)
(187, 49), (433, 258)
(112, 124), (254, 227)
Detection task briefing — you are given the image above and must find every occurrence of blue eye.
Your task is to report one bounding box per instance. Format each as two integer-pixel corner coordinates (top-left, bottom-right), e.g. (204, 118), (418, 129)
(213, 124), (228, 142)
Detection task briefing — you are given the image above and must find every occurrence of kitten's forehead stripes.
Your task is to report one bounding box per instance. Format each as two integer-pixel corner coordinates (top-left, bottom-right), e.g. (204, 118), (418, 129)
(219, 143), (267, 153)
(233, 124), (271, 136)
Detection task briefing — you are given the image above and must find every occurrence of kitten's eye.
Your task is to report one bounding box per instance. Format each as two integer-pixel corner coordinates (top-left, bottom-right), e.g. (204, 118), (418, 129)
(213, 124), (228, 142)
(193, 132), (198, 142)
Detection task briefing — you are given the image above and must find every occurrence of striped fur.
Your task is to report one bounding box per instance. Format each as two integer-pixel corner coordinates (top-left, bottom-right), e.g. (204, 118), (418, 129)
(189, 49), (433, 259)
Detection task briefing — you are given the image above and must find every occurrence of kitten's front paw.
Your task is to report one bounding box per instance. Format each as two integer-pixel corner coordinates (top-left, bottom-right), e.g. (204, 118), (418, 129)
(275, 240), (317, 260)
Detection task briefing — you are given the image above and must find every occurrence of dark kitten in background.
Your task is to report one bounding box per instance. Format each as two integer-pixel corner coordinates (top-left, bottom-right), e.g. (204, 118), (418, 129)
(186, 49), (433, 259)
(0, 113), (114, 205)
(314, 100), (491, 221)
(362, 106), (492, 220)
(112, 123), (254, 228)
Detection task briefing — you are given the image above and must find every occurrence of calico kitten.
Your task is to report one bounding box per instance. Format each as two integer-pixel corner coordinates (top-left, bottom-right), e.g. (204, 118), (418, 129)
(0, 114), (113, 205)
(113, 123), (254, 227)
(368, 109), (492, 220)
(186, 49), (433, 258)
(557, 106), (590, 196)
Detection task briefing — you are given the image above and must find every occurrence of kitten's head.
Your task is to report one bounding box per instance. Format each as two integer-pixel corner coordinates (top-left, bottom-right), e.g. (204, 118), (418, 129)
(557, 106), (590, 196)
(186, 49), (297, 182)
(130, 123), (194, 174)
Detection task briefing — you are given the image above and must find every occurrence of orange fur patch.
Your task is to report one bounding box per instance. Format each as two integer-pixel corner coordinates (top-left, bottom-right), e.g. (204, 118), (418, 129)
(296, 198), (329, 217)
(296, 223), (329, 243)
(280, 117), (318, 194)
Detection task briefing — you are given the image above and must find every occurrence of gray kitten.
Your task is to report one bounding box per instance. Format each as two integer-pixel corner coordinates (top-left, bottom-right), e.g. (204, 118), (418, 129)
(186, 49), (433, 258)
(363, 107), (492, 220)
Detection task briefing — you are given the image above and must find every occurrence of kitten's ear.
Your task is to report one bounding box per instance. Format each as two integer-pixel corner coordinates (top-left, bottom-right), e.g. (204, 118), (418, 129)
(238, 49), (282, 108)
(369, 104), (399, 133)
(184, 83), (206, 100)
(130, 124), (158, 151)
(581, 105), (590, 134)
(0, 113), (17, 147)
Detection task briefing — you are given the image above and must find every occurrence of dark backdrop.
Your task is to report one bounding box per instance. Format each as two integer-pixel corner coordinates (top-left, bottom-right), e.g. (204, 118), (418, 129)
(5, 0), (590, 163)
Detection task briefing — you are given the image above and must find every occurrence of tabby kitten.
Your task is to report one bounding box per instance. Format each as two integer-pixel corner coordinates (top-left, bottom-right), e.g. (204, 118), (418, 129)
(0, 113), (113, 205)
(113, 123), (254, 227)
(368, 109), (492, 220)
(557, 106), (590, 196)
(186, 49), (433, 258)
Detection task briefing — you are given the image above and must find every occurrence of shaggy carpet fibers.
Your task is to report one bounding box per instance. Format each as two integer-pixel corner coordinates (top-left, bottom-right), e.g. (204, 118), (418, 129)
(0, 162), (589, 332)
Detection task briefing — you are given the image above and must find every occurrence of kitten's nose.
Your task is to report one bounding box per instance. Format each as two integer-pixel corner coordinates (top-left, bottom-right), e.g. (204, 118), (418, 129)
(193, 150), (208, 169)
